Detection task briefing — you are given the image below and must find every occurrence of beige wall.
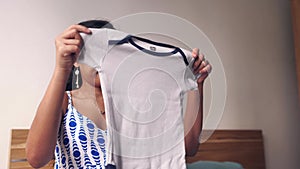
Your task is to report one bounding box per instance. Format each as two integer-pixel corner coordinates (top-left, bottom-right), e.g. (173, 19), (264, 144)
(1, 0), (299, 169)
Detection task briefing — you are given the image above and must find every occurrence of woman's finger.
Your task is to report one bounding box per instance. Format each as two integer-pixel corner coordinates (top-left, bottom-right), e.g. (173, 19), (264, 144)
(67, 24), (91, 34)
(196, 64), (212, 83)
(62, 39), (81, 46)
(193, 54), (206, 73)
(61, 44), (80, 57)
(61, 25), (91, 39)
(192, 48), (199, 58)
(192, 53), (204, 70)
(62, 28), (79, 39)
(194, 61), (211, 79)
(199, 64), (212, 74)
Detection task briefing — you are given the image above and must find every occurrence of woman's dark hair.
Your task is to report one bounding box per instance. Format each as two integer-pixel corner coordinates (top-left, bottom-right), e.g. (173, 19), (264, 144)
(78, 20), (115, 29)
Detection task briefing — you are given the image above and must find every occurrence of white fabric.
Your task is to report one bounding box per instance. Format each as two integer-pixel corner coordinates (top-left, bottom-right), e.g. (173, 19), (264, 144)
(78, 28), (198, 169)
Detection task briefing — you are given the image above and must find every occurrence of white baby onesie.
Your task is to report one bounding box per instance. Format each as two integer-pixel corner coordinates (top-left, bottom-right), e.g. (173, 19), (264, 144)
(78, 28), (198, 169)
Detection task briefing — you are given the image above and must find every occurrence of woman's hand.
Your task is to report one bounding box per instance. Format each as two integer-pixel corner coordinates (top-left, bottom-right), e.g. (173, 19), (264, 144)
(191, 48), (212, 85)
(55, 24), (91, 71)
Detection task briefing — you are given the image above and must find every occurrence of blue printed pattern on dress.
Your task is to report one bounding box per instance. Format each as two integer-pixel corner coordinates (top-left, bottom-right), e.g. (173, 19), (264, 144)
(54, 92), (107, 169)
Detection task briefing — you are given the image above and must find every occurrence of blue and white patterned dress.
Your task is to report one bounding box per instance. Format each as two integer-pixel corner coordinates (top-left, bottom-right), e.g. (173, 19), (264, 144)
(54, 91), (107, 169)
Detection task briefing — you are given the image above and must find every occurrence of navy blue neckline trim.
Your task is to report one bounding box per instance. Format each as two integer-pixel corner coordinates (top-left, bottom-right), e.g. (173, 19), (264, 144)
(108, 35), (189, 66)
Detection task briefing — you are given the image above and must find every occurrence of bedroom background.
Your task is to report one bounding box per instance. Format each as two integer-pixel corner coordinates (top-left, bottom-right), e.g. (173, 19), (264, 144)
(0, 0), (299, 169)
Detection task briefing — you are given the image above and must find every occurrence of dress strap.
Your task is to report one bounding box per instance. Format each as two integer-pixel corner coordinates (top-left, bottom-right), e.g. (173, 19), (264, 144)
(66, 91), (72, 105)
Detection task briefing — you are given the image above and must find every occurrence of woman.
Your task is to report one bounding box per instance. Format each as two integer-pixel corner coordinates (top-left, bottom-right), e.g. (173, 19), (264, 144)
(25, 20), (211, 168)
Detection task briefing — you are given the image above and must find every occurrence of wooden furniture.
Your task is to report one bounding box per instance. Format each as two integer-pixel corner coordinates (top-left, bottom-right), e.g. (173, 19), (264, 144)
(9, 129), (54, 169)
(9, 129), (265, 169)
(291, 0), (300, 102)
(186, 130), (266, 169)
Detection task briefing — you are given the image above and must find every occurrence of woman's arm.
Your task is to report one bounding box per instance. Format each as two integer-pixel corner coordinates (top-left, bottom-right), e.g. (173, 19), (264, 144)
(184, 49), (211, 156)
(26, 68), (70, 167)
(25, 25), (91, 168)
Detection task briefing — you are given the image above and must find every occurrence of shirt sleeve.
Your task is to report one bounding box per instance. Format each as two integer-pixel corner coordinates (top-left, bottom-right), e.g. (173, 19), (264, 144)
(77, 28), (108, 69)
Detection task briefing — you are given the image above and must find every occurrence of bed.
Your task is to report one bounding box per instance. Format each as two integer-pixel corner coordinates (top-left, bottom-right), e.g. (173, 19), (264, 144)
(9, 129), (266, 169)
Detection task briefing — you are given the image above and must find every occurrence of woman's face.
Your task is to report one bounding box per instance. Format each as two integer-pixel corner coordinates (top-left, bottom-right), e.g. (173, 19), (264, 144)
(78, 63), (101, 88)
